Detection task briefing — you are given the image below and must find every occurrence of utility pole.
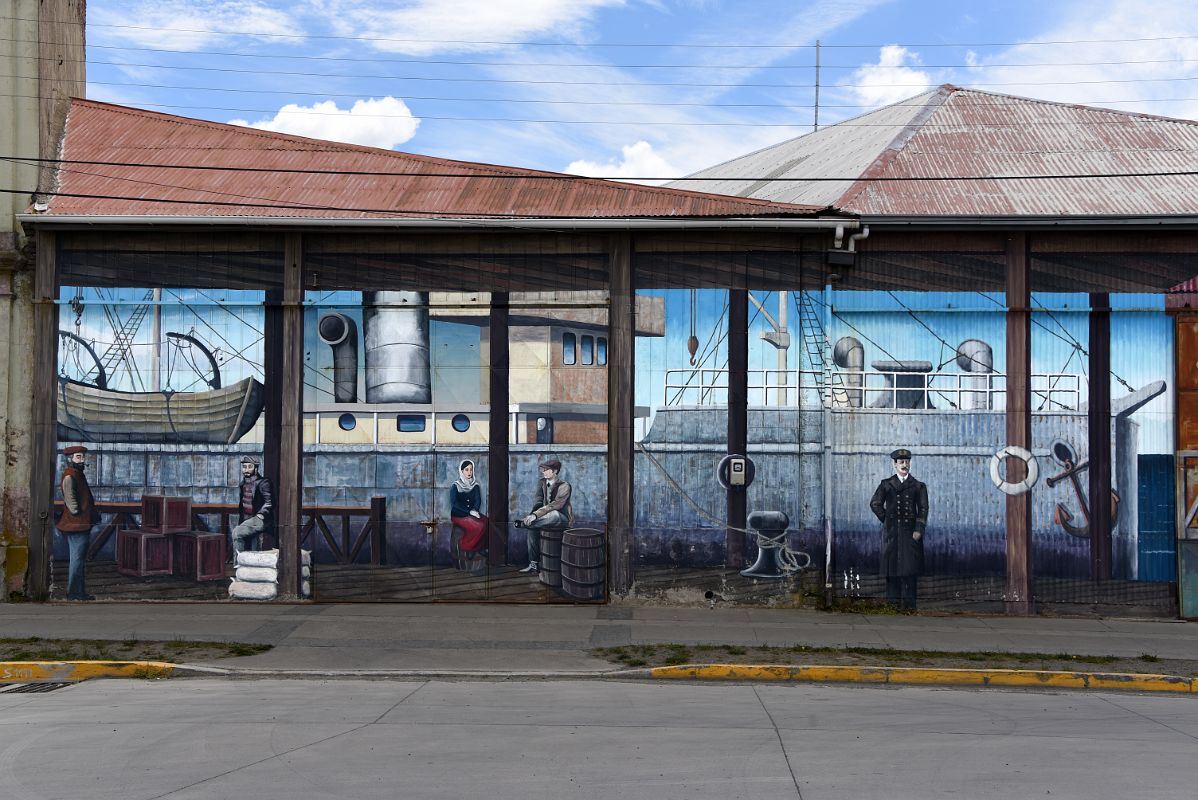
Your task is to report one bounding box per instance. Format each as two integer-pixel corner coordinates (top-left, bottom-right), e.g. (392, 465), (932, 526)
(814, 40), (821, 132)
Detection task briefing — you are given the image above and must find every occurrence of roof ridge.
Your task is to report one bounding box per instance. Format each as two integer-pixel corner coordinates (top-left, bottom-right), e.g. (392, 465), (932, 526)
(833, 84), (957, 209)
(676, 87), (944, 181)
(945, 85), (1198, 127)
(68, 98), (823, 212)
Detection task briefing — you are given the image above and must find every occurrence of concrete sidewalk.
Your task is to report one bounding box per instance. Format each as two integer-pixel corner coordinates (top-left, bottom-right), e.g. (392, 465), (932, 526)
(2, 602), (1195, 675)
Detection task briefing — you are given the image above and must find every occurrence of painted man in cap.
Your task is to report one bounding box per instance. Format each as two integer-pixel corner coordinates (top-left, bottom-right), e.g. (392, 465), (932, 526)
(869, 448), (929, 611)
(518, 458), (574, 574)
(56, 445), (101, 600)
(231, 455), (274, 559)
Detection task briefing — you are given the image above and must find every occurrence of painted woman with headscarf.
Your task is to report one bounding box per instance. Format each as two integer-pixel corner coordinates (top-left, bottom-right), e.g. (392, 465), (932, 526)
(449, 459), (488, 554)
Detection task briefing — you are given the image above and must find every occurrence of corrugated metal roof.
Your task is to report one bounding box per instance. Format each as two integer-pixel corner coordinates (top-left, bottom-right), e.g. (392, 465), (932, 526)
(669, 90), (940, 206)
(679, 84), (1198, 217)
(40, 100), (826, 220)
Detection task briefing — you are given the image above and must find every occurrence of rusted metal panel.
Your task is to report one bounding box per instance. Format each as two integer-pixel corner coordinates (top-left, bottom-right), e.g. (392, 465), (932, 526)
(41, 100), (824, 221)
(682, 84), (1198, 218)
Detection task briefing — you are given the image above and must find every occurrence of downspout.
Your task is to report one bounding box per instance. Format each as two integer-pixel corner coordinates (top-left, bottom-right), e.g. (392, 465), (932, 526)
(823, 280), (835, 609)
(847, 225), (870, 252)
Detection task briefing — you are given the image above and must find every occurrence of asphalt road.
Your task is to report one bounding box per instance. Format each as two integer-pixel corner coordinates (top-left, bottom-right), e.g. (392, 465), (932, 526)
(1, 678), (1195, 799)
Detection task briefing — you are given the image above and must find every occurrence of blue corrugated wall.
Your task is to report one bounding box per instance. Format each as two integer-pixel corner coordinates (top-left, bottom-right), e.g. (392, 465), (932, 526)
(1137, 454), (1176, 582)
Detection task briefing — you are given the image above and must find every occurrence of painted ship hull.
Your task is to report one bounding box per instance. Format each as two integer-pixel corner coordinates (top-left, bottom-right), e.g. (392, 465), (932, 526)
(57, 377), (265, 444)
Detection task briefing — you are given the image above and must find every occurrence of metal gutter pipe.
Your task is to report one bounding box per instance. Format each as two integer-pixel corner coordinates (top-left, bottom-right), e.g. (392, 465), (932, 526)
(17, 214), (859, 231)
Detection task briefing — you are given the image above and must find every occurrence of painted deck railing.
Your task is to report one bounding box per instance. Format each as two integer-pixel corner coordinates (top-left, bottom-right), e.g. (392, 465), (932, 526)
(58, 498), (387, 566)
(663, 368), (1081, 411)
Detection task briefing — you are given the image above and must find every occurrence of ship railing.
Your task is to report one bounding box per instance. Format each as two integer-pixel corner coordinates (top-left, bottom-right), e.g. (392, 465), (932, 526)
(663, 368), (1081, 410)
(63, 498), (388, 566)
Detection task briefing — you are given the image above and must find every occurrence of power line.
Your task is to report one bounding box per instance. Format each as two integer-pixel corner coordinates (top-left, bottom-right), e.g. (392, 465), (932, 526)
(8, 156), (1198, 183)
(6, 92), (1198, 127)
(8, 36), (1198, 71)
(11, 14), (1198, 49)
(53, 58), (1198, 89)
(13, 79), (1198, 120)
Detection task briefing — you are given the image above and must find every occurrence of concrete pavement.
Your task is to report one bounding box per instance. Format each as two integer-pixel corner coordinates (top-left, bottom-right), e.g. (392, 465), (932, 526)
(2, 602), (1195, 676)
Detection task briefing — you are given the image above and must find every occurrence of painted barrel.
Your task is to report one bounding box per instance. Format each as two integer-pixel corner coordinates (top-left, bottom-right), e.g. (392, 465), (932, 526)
(561, 528), (606, 601)
(538, 528), (563, 588)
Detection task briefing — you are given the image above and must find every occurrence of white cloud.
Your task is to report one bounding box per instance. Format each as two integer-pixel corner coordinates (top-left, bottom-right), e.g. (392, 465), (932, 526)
(91, 1), (303, 51)
(958, 0), (1198, 121)
(565, 141), (680, 184)
(228, 97), (421, 149)
(310, 0), (625, 55)
(846, 45), (933, 110)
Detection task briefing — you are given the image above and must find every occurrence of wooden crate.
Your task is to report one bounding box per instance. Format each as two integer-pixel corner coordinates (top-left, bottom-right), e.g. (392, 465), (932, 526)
(172, 531), (227, 582)
(116, 529), (173, 578)
(141, 495), (192, 534)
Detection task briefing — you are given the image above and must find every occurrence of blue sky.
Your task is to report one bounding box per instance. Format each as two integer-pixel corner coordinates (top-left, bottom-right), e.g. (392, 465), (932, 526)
(82, 0), (1198, 180)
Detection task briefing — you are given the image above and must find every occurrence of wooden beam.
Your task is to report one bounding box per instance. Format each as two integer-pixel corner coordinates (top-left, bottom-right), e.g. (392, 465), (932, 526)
(727, 287), (748, 569)
(1005, 232), (1033, 614)
(1088, 292), (1112, 581)
(607, 233), (634, 594)
(28, 230), (58, 600)
(276, 233), (304, 600)
(488, 292), (510, 566)
(261, 288), (283, 551)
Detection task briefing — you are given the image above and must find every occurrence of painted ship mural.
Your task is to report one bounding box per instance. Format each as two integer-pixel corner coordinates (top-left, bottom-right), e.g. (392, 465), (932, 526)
(54, 285), (1177, 605)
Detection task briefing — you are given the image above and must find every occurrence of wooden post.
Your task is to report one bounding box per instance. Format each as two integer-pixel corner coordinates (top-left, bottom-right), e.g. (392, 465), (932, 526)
(369, 496), (386, 565)
(28, 230), (58, 600)
(607, 233), (634, 594)
(1088, 292), (1113, 581)
(1005, 232), (1033, 614)
(487, 291), (510, 566)
(276, 234), (304, 600)
(262, 288), (283, 550)
(727, 287), (748, 569)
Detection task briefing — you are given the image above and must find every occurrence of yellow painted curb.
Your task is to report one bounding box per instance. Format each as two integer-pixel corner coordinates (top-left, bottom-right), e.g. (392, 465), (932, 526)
(650, 664), (1197, 693)
(0, 661), (176, 682)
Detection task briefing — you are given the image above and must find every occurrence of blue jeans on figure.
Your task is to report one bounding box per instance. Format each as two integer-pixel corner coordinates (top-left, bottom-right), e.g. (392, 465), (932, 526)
(64, 531), (91, 599)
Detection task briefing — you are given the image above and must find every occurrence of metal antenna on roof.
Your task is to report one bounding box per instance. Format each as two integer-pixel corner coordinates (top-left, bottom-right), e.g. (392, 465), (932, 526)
(813, 40), (821, 132)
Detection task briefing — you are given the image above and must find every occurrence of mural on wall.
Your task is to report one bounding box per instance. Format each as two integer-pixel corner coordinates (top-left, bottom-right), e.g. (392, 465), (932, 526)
(51, 276), (1177, 611)
(52, 287), (268, 600)
(632, 287), (1176, 611)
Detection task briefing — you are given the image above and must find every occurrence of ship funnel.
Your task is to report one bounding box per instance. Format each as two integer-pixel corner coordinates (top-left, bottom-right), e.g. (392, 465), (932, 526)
(363, 291), (432, 404)
(317, 312), (359, 403)
(955, 339), (993, 410)
(832, 336), (864, 407)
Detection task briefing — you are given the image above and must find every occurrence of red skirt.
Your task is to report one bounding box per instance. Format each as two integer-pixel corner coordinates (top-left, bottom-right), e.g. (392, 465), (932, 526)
(452, 514), (489, 552)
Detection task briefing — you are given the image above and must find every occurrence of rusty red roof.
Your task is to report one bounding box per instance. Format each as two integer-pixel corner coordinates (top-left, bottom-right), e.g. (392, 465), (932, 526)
(39, 99), (826, 220)
(681, 85), (1198, 217)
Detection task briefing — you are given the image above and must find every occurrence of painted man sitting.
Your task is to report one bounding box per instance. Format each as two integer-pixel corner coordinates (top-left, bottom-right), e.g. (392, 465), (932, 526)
(518, 458), (574, 574)
(231, 455), (274, 559)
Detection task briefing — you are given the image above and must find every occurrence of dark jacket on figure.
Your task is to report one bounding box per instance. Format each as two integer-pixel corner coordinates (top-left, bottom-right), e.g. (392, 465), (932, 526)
(531, 478), (574, 527)
(57, 465), (97, 532)
(238, 473), (275, 525)
(450, 484), (483, 518)
(870, 474), (928, 577)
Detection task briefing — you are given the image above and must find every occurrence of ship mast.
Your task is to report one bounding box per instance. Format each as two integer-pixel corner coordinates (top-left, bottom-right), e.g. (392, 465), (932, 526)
(749, 292), (791, 405)
(151, 287), (162, 391)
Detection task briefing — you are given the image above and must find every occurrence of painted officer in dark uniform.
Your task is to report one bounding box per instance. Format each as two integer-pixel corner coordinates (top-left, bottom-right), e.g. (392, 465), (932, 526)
(869, 448), (928, 610)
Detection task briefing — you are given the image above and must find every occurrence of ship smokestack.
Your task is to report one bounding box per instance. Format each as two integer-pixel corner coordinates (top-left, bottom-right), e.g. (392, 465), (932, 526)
(832, 336), (864, 407)
(955, 339), (994, 410)
(317, 312), (359, 403)
(363, 291), (432, 404)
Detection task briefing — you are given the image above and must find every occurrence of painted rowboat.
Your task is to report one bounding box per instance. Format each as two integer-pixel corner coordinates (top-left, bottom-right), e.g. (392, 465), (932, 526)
(57, 377), (265, 444)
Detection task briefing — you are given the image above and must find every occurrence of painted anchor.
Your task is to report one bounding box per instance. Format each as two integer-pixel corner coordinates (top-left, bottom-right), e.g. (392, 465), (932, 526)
(1045, 439), (1119, 538)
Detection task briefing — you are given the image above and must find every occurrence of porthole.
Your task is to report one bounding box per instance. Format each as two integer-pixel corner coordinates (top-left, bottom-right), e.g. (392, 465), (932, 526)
(597, 336), (608, 365)
(581, 335), (594, 365)
(338, 413), (357, 431)
(451, 414), (471, 433)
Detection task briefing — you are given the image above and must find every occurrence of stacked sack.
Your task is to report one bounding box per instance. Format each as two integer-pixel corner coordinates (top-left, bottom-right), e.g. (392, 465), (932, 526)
(229, 549), (313, 600)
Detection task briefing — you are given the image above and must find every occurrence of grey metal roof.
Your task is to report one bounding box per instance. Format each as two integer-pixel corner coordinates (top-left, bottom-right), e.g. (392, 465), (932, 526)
(676, 85), (1198, 218)
(669, 90), (941, 207)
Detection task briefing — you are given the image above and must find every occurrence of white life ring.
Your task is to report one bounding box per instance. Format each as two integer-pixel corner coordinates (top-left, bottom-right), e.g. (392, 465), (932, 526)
(990, 445), (1039, 495)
